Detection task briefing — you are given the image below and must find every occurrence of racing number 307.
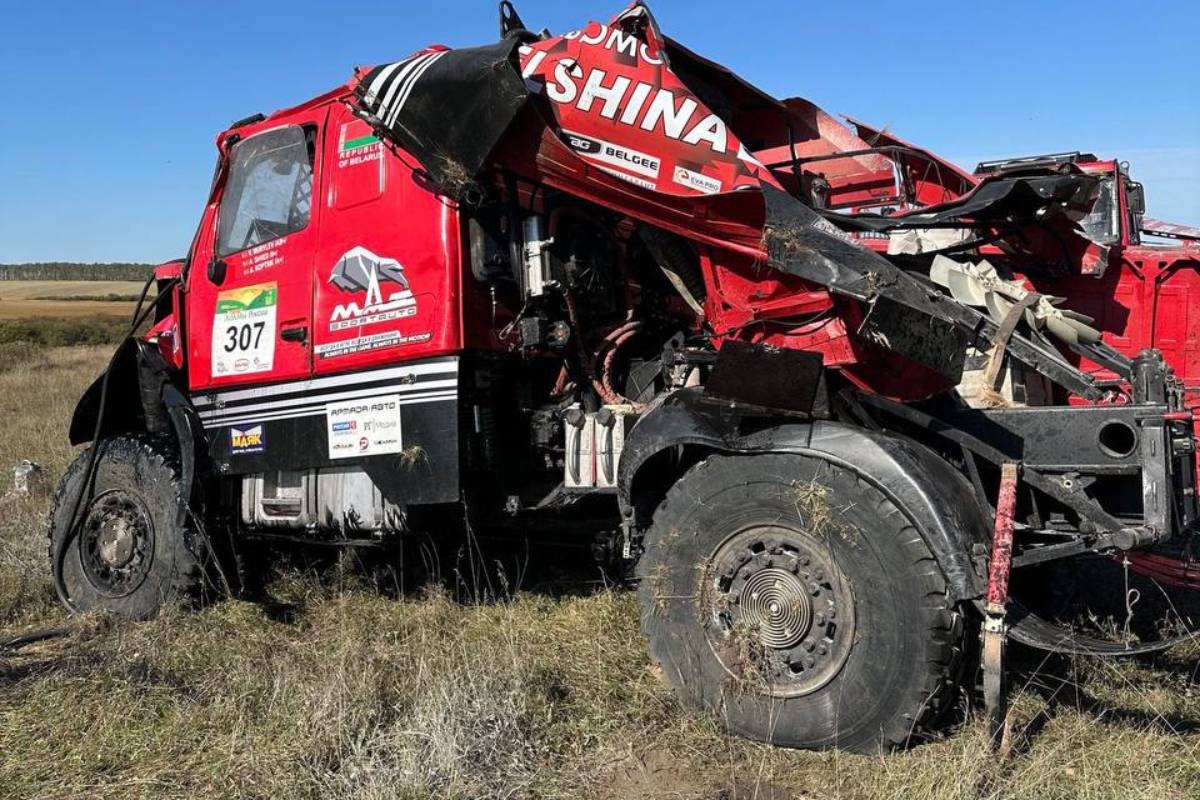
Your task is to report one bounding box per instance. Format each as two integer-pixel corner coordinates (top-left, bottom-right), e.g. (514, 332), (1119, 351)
(223, 321), (267, 353)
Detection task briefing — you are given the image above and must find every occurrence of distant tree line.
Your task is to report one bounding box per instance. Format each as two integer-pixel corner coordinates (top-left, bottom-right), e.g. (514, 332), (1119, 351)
(0, 262), (155, 281)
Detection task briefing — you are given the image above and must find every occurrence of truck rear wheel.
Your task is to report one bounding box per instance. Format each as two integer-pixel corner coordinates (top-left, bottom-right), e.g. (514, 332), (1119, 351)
(638, 453), (964, 753)
(49, 435), (207, 619)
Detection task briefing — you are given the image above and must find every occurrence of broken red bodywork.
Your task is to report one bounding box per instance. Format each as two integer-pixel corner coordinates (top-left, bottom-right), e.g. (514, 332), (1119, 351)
(136, 1), (1199, 625)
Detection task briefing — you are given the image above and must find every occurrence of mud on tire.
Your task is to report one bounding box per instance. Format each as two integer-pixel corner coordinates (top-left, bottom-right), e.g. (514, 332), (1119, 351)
(49, 434), (208, 619)
(637, 453), (965, 753)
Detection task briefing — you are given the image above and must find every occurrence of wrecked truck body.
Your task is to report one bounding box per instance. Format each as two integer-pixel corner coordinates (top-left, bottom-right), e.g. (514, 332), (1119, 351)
(51, 1), (1200, 753)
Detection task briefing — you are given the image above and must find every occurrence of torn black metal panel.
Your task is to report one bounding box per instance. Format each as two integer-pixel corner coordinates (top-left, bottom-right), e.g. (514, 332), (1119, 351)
(761, 185), (1103, 399)
(858, 294), (969, 381)
(704, 340), (829, 417)
(822, 171), (1104, 233)
(355, 36), (534, 197)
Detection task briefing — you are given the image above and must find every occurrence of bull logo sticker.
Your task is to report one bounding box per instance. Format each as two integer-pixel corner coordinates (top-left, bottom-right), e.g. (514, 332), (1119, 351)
(327, 246), (417, 331)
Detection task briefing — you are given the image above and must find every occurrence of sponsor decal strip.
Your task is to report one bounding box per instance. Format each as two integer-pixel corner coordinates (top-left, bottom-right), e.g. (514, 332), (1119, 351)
(560, 129), (661, 178)
(194, 374), (457, 419)
(197, 380), (457, 422)
(191, 358), (458, 411)
(204, 390), (457, 429)
(594, 164), (656, 191)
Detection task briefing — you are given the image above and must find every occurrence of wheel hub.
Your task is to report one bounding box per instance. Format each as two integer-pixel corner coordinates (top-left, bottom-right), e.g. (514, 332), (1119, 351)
(737, 567), (811, 649)
(704, 525), (855, 697)
(79, 491), (154, 598)
(97, 518), (137, 567)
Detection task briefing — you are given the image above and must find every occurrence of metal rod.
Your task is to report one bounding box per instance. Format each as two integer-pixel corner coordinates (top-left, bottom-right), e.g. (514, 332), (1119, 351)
(983, 461), (1019, 753)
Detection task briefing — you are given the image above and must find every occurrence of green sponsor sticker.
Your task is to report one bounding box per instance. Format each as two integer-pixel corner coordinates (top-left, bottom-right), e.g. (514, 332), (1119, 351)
(216, 283), (278, 313)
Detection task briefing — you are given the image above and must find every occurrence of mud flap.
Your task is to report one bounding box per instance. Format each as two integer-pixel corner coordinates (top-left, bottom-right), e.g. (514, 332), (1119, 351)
(619, 388), (992, 601)
(1007, 600), (1199, 656)
(163, 384), (203, 529)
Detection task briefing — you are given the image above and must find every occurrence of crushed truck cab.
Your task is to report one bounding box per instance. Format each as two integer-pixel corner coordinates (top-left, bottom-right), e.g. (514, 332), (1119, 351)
(55, 1), (1200, 753)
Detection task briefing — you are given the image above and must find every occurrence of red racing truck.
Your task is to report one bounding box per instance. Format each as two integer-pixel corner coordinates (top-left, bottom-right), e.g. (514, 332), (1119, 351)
(49, 2), (1200, 752)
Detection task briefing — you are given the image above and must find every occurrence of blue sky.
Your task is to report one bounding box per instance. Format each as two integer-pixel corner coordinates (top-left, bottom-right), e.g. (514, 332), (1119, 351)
(1, 0), (1196, 262)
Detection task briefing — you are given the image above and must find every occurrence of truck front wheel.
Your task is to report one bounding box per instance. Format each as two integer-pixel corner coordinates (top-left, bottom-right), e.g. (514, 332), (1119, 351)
(638, 453), (965, 753)
(48, 435), (207, 619)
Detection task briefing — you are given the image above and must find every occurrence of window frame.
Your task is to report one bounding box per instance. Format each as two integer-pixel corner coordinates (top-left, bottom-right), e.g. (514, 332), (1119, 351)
(214, 124), (317, 258)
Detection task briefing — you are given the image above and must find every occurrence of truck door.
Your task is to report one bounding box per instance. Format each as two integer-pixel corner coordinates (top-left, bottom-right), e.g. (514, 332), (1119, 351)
(186, 116), (325, 391)
(309, 104), (462, 373)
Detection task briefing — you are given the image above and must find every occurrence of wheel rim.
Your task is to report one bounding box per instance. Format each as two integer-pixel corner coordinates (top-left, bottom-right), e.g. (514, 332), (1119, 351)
(703, 524), (855, 697)
(78, 490), (155, 598)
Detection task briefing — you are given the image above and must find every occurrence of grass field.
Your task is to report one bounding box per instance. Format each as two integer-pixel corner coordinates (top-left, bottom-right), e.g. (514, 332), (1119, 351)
(0, 281), (150, 319)
(1, 346), (1198, 800)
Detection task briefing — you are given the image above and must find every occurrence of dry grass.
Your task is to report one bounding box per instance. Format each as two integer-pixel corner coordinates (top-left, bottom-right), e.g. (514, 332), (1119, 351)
(0, 318), (134, 350)
(1, 347), (1198, 799)
(0, 281), (151, 319)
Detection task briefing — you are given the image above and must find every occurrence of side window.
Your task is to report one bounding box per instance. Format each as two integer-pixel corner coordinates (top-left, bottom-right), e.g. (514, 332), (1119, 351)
(1079, 176), (1119, 245)
(217, 126), (314, 256)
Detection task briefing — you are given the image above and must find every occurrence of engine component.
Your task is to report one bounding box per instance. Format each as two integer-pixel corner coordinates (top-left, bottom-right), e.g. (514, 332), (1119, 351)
(929, 255), (1103, 346)
(521, 215), (553, 297)
(564, 404), (637, 489)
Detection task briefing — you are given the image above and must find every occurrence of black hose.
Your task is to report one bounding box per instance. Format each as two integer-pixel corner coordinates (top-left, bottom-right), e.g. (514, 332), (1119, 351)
(0, 626), (71, 655)
(52, 275), (178, 611)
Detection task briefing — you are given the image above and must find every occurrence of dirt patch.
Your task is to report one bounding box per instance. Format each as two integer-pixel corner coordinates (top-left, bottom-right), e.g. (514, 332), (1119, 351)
(599, 746), (804, 800)
(599, 747), (718, 800)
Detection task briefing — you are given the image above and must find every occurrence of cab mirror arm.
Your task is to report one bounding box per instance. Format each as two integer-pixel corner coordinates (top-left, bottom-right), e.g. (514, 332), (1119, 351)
(207, 258), (227, 286)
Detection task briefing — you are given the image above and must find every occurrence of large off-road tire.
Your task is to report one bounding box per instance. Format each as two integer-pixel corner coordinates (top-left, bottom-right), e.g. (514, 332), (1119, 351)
(48, 434), (207, 619)
(638, 453), (965, 753)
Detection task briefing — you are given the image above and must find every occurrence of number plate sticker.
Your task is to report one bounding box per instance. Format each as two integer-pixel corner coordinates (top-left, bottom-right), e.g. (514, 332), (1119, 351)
(325, 394), (403, 460)
(212, 282), (278, 376)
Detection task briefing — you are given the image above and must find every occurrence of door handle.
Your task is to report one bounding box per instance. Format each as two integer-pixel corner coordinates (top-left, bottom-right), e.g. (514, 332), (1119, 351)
(281, 324), (308, 344)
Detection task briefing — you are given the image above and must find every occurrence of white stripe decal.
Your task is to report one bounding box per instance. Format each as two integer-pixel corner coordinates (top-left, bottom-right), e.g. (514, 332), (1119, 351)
(375, 52), (435, 119)
(201, 388), (457, 422)
(199, 376), (457, 414)
(363, 60), (405, 106)
(203, 390), (458, 428)
(193, 359), (458, 408)
(198, 379), (458, 419)
(386, 50), (446, 127)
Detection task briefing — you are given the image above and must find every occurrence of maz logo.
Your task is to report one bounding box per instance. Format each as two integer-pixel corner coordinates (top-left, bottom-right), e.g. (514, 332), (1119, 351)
(328, 246), (417, 331)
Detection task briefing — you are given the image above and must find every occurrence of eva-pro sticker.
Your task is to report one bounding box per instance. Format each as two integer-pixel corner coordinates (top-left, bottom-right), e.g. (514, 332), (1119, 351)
(325, 394), (403, 460)
(212, 282), (278, 377)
